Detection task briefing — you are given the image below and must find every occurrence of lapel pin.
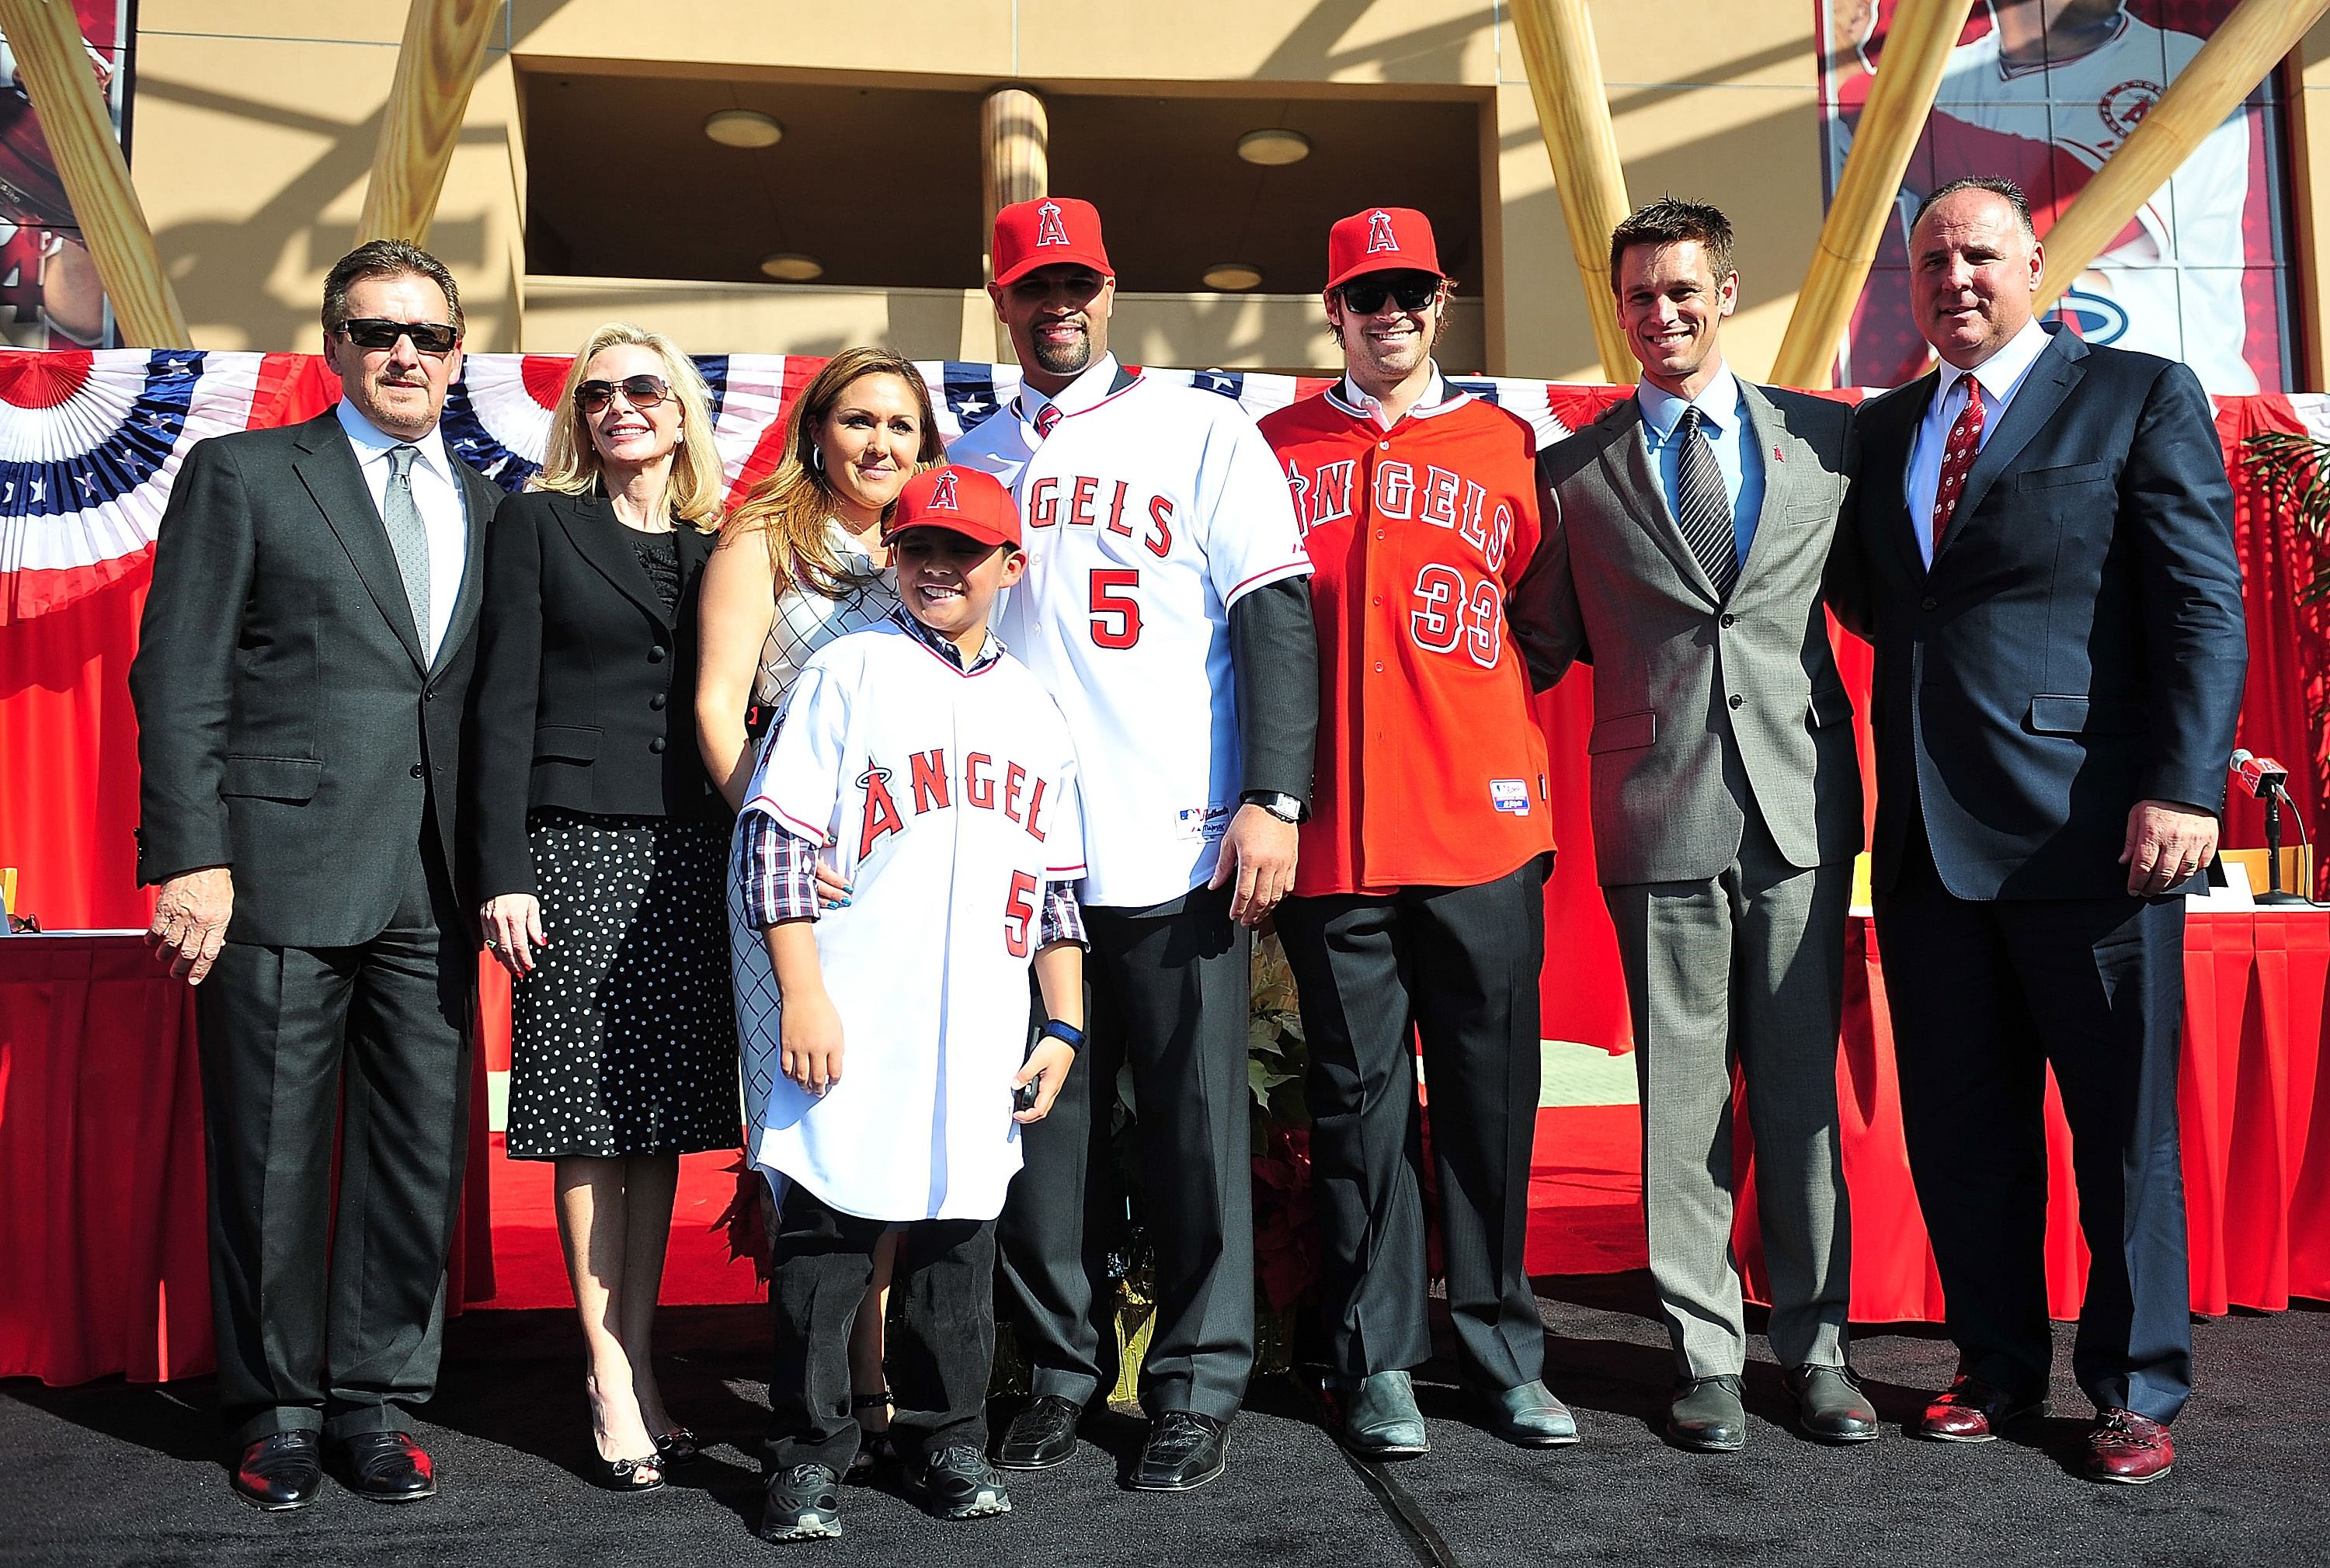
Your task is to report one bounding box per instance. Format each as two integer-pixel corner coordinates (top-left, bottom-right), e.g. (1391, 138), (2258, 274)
(1773, 446), (1785, 461)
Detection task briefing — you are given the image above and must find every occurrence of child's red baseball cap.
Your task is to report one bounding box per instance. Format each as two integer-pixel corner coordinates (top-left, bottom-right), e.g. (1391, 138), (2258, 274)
(885, 465), (1022, 550)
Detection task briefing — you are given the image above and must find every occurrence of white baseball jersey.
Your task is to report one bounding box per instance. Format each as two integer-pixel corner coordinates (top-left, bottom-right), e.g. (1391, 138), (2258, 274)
(1922, 18), (2257, 393)
(945, 354), (1312, 908)
(729, 619), (1086, 1222)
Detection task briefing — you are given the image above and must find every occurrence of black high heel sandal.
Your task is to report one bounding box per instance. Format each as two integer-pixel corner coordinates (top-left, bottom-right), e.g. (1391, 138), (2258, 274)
(652, 1427), (701, 1468)
(586, 1451), (666, 1493)
(847, 1391), (895, 1475)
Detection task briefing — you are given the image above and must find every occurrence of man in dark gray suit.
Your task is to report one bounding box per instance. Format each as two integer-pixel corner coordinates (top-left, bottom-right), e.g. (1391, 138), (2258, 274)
(1523, 199), (1872, 1452)
(131, 241), (502, 1511)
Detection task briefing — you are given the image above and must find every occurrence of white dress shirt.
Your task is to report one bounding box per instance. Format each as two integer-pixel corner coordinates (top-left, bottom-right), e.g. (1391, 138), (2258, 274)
(336, 398), (469, 662)
(1339, 362), (1449, 431)
(1904, 318), (2054, 566)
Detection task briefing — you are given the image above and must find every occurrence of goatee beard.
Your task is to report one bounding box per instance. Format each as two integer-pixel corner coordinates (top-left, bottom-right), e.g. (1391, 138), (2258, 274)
(1033, 332), (1092, 378)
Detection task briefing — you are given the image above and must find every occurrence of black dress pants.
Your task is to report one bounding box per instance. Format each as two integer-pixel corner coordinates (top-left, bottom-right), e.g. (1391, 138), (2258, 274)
(196, 838), (473, 1448)
(1274, 856), (1549, 1389)
(996, 884), (1255, 1423)
(763, 1184), (995, 1476)
(1875, 823), (2192, 1422)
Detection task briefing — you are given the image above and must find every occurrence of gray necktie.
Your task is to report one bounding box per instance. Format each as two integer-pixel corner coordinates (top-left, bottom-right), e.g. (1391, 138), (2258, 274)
(381, 444), (430, 650)
(1673, 406), (1740, 598)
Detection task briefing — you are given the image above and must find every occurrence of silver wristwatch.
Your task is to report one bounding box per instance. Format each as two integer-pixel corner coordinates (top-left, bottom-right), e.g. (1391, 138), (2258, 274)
(1243, 791), (1304, 824)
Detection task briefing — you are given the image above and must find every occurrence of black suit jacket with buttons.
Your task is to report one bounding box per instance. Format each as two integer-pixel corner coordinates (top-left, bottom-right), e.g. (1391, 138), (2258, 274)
(1833, 325), (2247, 901)
(130, 409), (502, 947)
(464, 489), (723, 901)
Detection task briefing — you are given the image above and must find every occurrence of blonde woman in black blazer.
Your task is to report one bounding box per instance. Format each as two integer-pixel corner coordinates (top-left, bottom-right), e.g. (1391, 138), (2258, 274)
(467, 324), (735, 1492)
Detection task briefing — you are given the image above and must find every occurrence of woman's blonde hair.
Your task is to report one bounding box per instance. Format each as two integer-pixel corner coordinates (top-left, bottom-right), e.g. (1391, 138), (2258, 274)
(726, 347), (943, 597)
(534, 322), (724, 532)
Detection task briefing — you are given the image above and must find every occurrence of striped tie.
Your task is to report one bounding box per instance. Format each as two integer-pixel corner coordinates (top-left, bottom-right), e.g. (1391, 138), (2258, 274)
(1673, 407), (1739, 598)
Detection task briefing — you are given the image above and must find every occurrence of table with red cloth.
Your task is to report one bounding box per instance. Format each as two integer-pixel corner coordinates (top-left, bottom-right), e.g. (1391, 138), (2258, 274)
(1734, 909), (2330, 1320)
(0, 934), (498, 1385)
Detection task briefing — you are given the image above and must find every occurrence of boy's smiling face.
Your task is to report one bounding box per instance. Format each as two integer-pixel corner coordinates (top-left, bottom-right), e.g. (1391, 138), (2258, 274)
(892, 526), (1024, 652)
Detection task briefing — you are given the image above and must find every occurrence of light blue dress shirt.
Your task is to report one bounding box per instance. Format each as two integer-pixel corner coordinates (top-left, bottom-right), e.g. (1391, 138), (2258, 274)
(1637, 365), (1765, 569)
(1903, 318), (2054, 567)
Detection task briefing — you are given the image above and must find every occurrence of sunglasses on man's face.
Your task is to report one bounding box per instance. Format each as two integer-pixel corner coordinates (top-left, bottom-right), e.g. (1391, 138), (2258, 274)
(337, 318), (460, 355)
(575, 375), (672, 413)
(1336, 273), (1441, 315)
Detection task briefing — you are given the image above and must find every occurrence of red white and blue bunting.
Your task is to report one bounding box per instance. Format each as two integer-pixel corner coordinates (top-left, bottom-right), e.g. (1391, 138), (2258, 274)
(11, 347), (2309, 625)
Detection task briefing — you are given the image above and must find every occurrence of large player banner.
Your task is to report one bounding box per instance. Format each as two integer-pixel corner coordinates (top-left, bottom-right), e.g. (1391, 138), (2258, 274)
(0, 0), (133, 349)
(1818, 0), (2293, 395)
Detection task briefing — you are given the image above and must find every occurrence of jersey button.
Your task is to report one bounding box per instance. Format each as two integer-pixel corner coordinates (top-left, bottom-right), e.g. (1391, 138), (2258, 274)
(1728, 694), (1744, 710)
(1379, 441), (1390, 451)
(1375, 530), (1386, 541)
(1373, 662), (1385, 673)
(649, 737), (666, 754)
(1372, 595), (1382, 606)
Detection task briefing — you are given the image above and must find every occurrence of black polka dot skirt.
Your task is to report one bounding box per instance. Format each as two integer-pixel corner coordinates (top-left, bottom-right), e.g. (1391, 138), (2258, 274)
(506, 809), (740, 1160)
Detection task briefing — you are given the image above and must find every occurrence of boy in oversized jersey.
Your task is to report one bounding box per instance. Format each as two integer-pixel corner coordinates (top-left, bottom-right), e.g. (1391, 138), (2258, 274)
(729, 464), (1088, 1542)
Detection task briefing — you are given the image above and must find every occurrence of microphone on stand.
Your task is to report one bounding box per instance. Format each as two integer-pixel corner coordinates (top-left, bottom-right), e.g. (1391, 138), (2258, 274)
(2231, 749), (2289, 799)
(2231, 750), (2307, 905)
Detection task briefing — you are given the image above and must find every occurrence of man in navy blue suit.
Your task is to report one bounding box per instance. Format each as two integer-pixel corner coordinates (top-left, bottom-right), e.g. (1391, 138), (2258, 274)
(1834, 176), (2245, 1486)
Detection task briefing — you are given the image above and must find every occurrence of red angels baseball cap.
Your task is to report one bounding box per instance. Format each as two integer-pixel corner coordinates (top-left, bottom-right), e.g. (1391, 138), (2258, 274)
(884, 464), (1022, 550)
(1326, 206), (1443, 290)
(992, 196), (1114, 287)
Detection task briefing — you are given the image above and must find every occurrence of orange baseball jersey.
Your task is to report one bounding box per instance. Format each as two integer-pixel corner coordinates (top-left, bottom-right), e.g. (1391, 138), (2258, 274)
(1260, 381), (1555, 895)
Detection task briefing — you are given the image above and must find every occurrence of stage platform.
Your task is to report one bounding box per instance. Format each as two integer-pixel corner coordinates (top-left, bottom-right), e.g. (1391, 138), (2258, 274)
(5, 1281), (2324, 1568)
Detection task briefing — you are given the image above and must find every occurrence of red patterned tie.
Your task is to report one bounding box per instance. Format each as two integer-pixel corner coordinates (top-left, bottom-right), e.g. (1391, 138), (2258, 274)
(1928, 379), (1984, 553)
(1034, 403), (1062, 439)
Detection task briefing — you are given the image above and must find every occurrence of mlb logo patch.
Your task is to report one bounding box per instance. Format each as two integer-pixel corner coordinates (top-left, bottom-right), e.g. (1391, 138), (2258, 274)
(1490, 779), (1531, 815)
(1178, 803), (1234, 841)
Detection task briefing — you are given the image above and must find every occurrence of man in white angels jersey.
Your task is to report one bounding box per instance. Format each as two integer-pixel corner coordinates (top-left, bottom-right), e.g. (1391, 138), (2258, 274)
(1884, 0), (2259, 392)
(946, 195), (1319, 1493)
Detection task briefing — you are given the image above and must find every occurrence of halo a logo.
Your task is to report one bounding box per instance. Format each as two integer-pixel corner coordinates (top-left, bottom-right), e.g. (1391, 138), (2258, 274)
(2054, 287), (2130, 346)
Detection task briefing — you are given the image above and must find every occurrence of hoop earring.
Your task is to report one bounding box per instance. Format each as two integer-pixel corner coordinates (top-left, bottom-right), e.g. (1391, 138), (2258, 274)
(809, 444), (825, 471)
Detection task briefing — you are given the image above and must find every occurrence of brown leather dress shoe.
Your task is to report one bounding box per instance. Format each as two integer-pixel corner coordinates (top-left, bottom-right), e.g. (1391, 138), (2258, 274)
(1910, 1374), (2048, 1442)
(333, 1431), (438, 1501)
(2082, 1408), (2174, 1485)
(231, 1431), (322, 1511)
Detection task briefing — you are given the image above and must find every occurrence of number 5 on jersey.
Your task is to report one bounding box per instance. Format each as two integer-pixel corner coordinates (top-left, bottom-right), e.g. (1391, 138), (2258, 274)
(1090, 568), (1142, 648)
(1003, 869), (1039, 956)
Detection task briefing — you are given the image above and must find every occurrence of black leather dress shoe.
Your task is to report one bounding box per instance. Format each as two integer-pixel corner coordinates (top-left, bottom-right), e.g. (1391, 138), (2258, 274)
(1130, 1410), (1228, 1492)
(1786, 1365), (1879, 1444)
(1667, 1375), (1748, 1453)
(231, 1431), (322, 1511)
(333, 1431), (437, 1501)
(995, 1394), (1081, 1470)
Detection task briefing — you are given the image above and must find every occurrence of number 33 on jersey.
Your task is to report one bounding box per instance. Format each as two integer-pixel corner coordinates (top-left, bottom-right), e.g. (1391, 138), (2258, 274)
(1260, 382), (1557, 896)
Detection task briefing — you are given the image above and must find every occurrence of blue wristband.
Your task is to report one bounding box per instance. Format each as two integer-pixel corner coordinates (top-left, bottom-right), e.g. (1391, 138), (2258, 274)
(1038, 1018), (1084, 1054)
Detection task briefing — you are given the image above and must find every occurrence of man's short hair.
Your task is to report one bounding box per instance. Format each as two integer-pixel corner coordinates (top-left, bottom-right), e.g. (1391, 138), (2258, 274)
(321, 239), (464, 337)
(1607, 198), (1734, 292)
(1910, 176), (2036, 241)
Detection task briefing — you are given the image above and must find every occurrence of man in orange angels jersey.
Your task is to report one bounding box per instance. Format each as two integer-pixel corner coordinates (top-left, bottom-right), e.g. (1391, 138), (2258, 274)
(1259, 207), (1574, 1462)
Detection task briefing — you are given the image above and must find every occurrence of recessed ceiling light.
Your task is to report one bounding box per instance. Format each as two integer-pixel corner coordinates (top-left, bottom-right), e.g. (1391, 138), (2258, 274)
(760, 252), (823, 282)
(705, 110), (783, 148)
(1203, 262), (1263, 291)
(1236, 128), (1310, 166)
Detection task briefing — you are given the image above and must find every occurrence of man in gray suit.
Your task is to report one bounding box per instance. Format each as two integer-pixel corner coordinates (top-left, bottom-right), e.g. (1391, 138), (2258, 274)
(1520, 199), (1871, 1452)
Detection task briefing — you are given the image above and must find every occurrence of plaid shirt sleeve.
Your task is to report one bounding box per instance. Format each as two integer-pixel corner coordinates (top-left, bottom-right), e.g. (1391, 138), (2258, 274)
(737, 811), (822, 928)
(1038, 881), (1086, 949)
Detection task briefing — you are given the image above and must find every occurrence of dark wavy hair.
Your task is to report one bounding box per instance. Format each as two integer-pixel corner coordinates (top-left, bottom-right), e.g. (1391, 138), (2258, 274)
(321, 239), (464, 338)
(1607, 197), (1735, 292)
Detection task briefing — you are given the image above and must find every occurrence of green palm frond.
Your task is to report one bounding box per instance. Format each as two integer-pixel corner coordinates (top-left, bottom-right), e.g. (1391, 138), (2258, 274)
(2241, 429), (2330, 602)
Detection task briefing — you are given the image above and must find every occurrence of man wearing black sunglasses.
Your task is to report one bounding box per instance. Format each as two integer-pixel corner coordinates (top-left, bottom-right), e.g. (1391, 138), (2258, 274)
(1261, 207), (1575, 1462)
(131, 239), (503, 1512)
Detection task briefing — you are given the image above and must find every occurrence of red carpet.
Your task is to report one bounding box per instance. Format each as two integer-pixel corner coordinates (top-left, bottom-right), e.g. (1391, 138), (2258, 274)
(478, 1107), (1644, 1311)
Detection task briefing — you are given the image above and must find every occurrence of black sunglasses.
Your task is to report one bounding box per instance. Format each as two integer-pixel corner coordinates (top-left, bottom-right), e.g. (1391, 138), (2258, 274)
(575, 374), (672, 413)
(1336, 273), (1441, 315)
(337, 318), (460, 354)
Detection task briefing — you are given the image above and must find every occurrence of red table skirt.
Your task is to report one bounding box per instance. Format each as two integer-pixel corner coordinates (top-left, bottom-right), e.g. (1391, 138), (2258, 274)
(0, 937), (496, 1385)
(1735, 910), (2330, 1320)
